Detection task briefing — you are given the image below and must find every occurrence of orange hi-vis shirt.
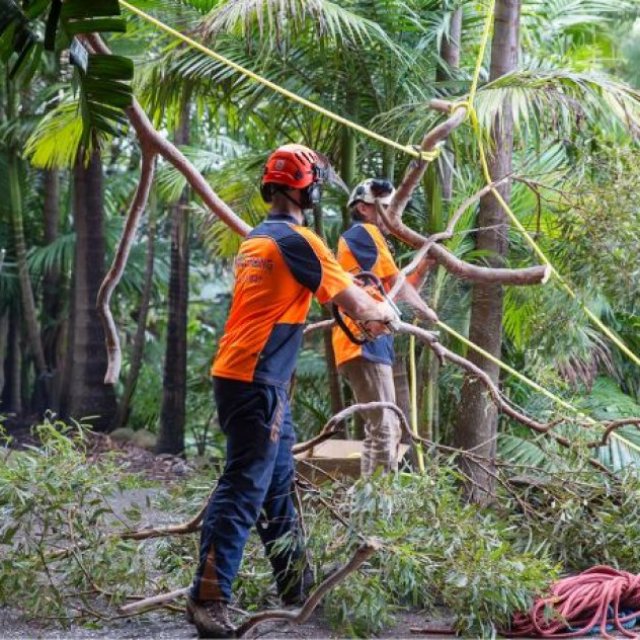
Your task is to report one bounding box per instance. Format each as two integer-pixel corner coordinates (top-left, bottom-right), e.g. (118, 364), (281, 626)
(212, 213), (353, 387)
(332, 222), (399, 368)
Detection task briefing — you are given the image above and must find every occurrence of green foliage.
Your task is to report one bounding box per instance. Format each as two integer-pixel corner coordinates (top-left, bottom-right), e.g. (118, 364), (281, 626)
(8, 424), (640, 638)
(507, 468), (640, 573)
(0, 0), (39, 78)
(0, 418), (152, 622)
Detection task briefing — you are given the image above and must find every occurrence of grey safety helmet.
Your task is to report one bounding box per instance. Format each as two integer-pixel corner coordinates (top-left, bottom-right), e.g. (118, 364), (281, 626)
(347, 178), (396, 208)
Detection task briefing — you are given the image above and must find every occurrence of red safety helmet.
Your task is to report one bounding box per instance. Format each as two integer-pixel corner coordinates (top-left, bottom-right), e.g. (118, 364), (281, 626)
(261, 144), (329, 208)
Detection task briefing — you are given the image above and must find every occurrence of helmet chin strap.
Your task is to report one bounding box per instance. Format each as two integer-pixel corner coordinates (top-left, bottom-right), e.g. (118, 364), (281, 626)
(280, 189), (304, 210)
(276, 186), (316, 213)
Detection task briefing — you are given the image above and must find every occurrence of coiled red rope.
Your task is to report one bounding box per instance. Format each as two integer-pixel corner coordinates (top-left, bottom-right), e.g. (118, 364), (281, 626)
(507, 566), (640, 638)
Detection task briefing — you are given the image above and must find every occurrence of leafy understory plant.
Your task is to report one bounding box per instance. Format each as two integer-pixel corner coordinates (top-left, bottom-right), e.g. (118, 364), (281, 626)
(0, 419), (155, 623)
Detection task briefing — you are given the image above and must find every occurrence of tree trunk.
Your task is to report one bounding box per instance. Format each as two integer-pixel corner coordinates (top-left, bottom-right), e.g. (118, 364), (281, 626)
(0, 311), (8, 404)
(42, 169), (61, 370)
(57, 270), (75, 417)
(313, 203), (345, 416)
(2, 310), (22, 415)
(66, 148), (117, 431)
(340, 126), (357, 230)
(436, 7), (462, 203)
(156, 110), (190, 455)
(453, 0), (520, 504)
(113, 196), (157, 430)
(392, 355), (411, 443)
(7, 123), (47, 381)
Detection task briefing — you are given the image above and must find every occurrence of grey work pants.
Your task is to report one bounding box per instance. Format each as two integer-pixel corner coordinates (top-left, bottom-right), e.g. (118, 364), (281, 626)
(339, 358), (402, 478)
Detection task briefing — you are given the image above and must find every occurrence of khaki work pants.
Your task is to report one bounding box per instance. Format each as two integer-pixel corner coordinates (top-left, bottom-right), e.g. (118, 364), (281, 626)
(339, 358), (402, 478)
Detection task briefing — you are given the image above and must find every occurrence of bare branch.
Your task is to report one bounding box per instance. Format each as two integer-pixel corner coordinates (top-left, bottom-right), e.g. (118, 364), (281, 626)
(120, 587), (189, 615)
(377, 103), (548, 286)
(97, 148), (155, 384)
(82, 34), (251, 383)
(303, 319), (334, 336)
(585, 418), (640, 448)
(302, 319), (613, 475)
(119, 494), (209, 540)
(293, 401), (410, 455)
(235, 539), (381, 637)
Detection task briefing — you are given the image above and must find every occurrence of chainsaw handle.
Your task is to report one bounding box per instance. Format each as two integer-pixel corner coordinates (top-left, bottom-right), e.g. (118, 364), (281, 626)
(332, 303), (368, 345)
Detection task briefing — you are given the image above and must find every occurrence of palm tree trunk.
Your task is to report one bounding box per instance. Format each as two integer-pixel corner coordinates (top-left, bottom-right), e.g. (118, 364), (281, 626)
(0, 311), (8, 402)
(156, 108), (190, 455)
(42, 169), (61, 370)
(7, 134), (47, 379)
(340, 126), (357, 229)
(112, 197), (157, 430)
(3, 310), (22, 415)
(313, 203), (345, 415)
(454, 0), (520, 504)
(66, 148), (117, 431)
(436, 7), (462, 203)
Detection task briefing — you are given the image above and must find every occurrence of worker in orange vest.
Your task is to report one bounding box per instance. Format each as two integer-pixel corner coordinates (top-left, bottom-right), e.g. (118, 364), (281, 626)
(332, 178), (437, 477)
(187, 148), (397, 638)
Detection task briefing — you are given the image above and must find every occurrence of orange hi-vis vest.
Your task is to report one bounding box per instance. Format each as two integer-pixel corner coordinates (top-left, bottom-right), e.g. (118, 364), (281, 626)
(212, 213), (353, 387)
(331, 222), (399, 368)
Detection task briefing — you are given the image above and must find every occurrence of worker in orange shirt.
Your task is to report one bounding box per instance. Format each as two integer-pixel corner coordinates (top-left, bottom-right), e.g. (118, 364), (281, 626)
(186, 146), (397, 638)
(332, 178), (438, 477)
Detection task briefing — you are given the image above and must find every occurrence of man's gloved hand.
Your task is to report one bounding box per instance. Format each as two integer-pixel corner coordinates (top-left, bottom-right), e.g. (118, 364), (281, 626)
(361, 300), (400, 337)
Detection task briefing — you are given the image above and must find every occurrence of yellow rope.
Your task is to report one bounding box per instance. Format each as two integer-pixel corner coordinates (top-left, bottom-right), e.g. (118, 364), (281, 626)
(456, 0), (640, 451)
(120, 0), (640, 456)
(437, 320), (640, 455)
(119, 0), (440, 162)
(120, 0), (639, 368)
(468, 0), (496, 105)
(463, 0), (640, 367)
(409, 329), (425, 473)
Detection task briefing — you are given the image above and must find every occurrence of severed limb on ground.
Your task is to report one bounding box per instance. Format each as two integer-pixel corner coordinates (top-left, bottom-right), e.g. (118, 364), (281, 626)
(233, 539), (381, 637)
(119, 539), (381, 639)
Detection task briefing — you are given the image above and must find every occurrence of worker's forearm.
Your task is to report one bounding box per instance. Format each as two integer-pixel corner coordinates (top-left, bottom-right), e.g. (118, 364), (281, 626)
(332, 285), (389, 322)
(395, 280), (438, 324)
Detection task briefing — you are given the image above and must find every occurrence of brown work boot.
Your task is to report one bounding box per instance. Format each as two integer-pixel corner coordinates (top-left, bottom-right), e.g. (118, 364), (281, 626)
(186, 595), (235, 638)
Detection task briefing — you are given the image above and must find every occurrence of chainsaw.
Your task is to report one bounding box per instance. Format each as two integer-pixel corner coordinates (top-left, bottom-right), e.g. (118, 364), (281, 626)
(332, 271), (402, 345)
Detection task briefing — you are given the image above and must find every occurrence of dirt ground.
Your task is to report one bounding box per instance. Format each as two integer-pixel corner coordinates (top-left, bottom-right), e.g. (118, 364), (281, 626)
(0, 605), (455, 639)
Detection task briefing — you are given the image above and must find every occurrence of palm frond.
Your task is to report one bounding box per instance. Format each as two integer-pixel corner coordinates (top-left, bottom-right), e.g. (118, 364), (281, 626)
(27, 231), (76, 280)
(24, 101), (84, 169)
(156, 140), (246, 202)
(475, 68), (640, 136)
(0, 0), (40, 78)
(201, 0), (400, 51)
(583, 376), (640, 471)
(498, 433), (559, 471)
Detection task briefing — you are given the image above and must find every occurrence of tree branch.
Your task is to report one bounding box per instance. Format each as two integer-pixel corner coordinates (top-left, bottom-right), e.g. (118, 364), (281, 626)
(97, 148), (155, 385)
(83, 34), (251, 384)
(379, 103), (548, 286)
(234, 539), (381, 637)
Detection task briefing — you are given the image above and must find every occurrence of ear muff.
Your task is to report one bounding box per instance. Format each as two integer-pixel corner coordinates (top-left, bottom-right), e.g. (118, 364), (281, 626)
(300, 183), (322, 209)
(260, 183), (274, 203)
